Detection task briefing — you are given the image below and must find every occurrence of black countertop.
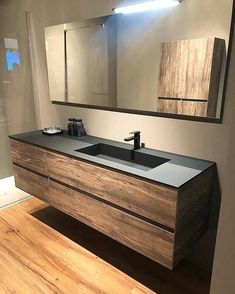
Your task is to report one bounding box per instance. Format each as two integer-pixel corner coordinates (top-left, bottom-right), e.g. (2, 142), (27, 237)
(9, 130), (215, 188)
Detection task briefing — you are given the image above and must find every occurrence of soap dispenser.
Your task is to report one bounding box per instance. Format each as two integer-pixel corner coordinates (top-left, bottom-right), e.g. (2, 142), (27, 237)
(68, 118), (75, 136)
(74, 119), (86, 137)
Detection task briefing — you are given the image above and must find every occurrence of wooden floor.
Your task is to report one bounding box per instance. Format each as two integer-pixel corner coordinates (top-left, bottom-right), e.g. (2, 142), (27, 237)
(0, 198), (210, 294)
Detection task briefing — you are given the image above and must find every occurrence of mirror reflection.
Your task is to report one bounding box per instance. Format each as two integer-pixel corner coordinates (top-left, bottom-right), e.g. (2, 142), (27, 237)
(45, 0), (233, 119)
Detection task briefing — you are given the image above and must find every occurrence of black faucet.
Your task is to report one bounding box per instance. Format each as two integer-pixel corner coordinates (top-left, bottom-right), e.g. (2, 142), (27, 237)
(124, 131), (141, 150)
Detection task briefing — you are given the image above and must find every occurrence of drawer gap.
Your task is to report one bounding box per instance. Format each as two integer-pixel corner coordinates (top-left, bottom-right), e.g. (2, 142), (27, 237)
(13, 163), (48, 179)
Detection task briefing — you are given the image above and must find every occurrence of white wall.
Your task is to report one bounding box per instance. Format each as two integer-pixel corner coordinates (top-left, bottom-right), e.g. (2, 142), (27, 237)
(210, 98), (235, 293)
(0, 0), (235, 292)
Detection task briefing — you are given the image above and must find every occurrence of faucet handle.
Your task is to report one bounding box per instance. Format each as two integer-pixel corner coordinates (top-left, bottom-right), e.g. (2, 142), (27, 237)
(129, 131), (140, 135)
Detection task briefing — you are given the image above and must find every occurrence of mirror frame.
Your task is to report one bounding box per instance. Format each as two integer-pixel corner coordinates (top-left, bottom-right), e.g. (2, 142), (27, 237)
(51, 0), (235, 124)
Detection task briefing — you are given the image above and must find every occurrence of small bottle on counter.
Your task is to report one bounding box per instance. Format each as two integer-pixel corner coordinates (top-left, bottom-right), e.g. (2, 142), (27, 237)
(68, 118), (75, 136)
(73, 118), (86, 137)
(79, 119), (86, 136)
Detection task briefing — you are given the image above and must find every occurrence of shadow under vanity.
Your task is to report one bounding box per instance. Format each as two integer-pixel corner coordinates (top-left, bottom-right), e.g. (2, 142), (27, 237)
(9, 130), (215, 270)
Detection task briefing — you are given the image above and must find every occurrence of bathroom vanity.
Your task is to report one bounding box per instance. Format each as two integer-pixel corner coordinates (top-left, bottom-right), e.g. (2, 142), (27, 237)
(9, 131), (215, 269)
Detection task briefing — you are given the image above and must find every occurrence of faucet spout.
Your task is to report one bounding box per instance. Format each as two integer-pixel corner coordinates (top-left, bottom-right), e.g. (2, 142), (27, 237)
(124, 136), (135, 142)
(124, 131), (141, 150)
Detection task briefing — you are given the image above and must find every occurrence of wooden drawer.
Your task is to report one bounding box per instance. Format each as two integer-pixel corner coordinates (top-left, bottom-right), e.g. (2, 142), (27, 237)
(13, 165), (48, 202)
(48, 180), (175, 269)
(47, 151), (177, 229)
(10, 139), (47, 175)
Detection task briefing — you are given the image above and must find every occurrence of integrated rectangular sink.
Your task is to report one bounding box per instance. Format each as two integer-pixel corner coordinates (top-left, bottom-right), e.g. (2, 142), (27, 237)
(76, 143), (170, 171)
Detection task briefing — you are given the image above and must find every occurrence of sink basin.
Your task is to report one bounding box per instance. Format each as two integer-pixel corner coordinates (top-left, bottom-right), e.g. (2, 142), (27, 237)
(76, 143), (170, 171)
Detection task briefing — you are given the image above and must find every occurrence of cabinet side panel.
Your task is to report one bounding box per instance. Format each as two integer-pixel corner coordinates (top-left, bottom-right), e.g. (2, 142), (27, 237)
(173, 167), (214, 266)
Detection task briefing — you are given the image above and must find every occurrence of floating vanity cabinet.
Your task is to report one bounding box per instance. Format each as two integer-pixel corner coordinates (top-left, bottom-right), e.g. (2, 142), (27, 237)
(158, 37), (225, 117)
(10, 138), (214, 270)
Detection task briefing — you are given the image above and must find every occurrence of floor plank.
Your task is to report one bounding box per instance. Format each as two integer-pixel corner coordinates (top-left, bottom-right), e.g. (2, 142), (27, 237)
(0, 198), (210, 294)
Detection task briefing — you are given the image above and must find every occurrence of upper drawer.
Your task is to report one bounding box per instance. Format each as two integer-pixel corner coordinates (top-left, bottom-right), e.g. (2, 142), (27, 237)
(10, 139), (47, 175)
(47, 151), (177, 229)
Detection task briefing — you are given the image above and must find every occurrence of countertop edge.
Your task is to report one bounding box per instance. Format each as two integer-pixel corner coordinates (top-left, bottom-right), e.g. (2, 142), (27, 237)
(9, 132), (216, 189)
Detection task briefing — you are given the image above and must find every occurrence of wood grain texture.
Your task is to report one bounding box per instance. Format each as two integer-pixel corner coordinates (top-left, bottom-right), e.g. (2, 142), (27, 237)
(157, 99), (179, 114)
(47, 180), (174, 269)
(0, 198), (210, 294)
(46, 151), (177, 229)
(0, 200), (154, 294)
(14, 160), (175, 268)
(158, 38), (219, 99)
(16, 197), (48, 214)
(157, 38), (225, 117)
(176, 167), (214, 217)
(10, 140), (213, 270)
(10, 139), (47, 175)
(207, 39), (226, 117)
(179, 100), (207, 117)
(173, 167), (214, 266)
(158, 99), (207, 117)
(13, 164), (48, 202)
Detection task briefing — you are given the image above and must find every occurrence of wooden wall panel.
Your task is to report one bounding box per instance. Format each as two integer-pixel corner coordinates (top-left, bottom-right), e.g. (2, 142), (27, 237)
(158, 99), (179, 114)
(179, 101), (207, 117)
(184, 38), (214, 100)
(158, 99), (207, 117)
(157, 38), (225, 117)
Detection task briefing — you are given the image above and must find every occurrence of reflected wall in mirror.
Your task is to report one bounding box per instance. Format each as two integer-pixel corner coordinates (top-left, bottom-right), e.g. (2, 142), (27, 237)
(45, 0), (234, 120)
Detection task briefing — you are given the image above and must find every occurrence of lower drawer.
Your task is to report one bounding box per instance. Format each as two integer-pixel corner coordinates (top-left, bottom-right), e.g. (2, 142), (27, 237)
(48, 180), (175, 269)
(13, 165), (48, 201)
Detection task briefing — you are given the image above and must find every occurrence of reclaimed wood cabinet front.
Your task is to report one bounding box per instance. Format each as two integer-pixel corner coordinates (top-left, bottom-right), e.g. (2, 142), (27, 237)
(46, 151), (177, 229)
(13, 165), (48, 202)
(10, 139), (213, 269)
(48, 180), (174, 268)
(157, 37), (225, 117)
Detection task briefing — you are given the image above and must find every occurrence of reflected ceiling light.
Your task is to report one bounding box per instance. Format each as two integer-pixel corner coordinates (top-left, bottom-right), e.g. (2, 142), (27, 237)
(113, 0), (182, 14)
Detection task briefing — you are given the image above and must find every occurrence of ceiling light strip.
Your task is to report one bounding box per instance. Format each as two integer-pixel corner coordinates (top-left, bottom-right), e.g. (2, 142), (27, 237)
(113, 0), (182, 14)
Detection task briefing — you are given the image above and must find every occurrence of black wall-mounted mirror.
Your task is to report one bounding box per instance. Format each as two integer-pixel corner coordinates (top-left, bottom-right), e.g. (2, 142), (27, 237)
(45, 0), (234, 123)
